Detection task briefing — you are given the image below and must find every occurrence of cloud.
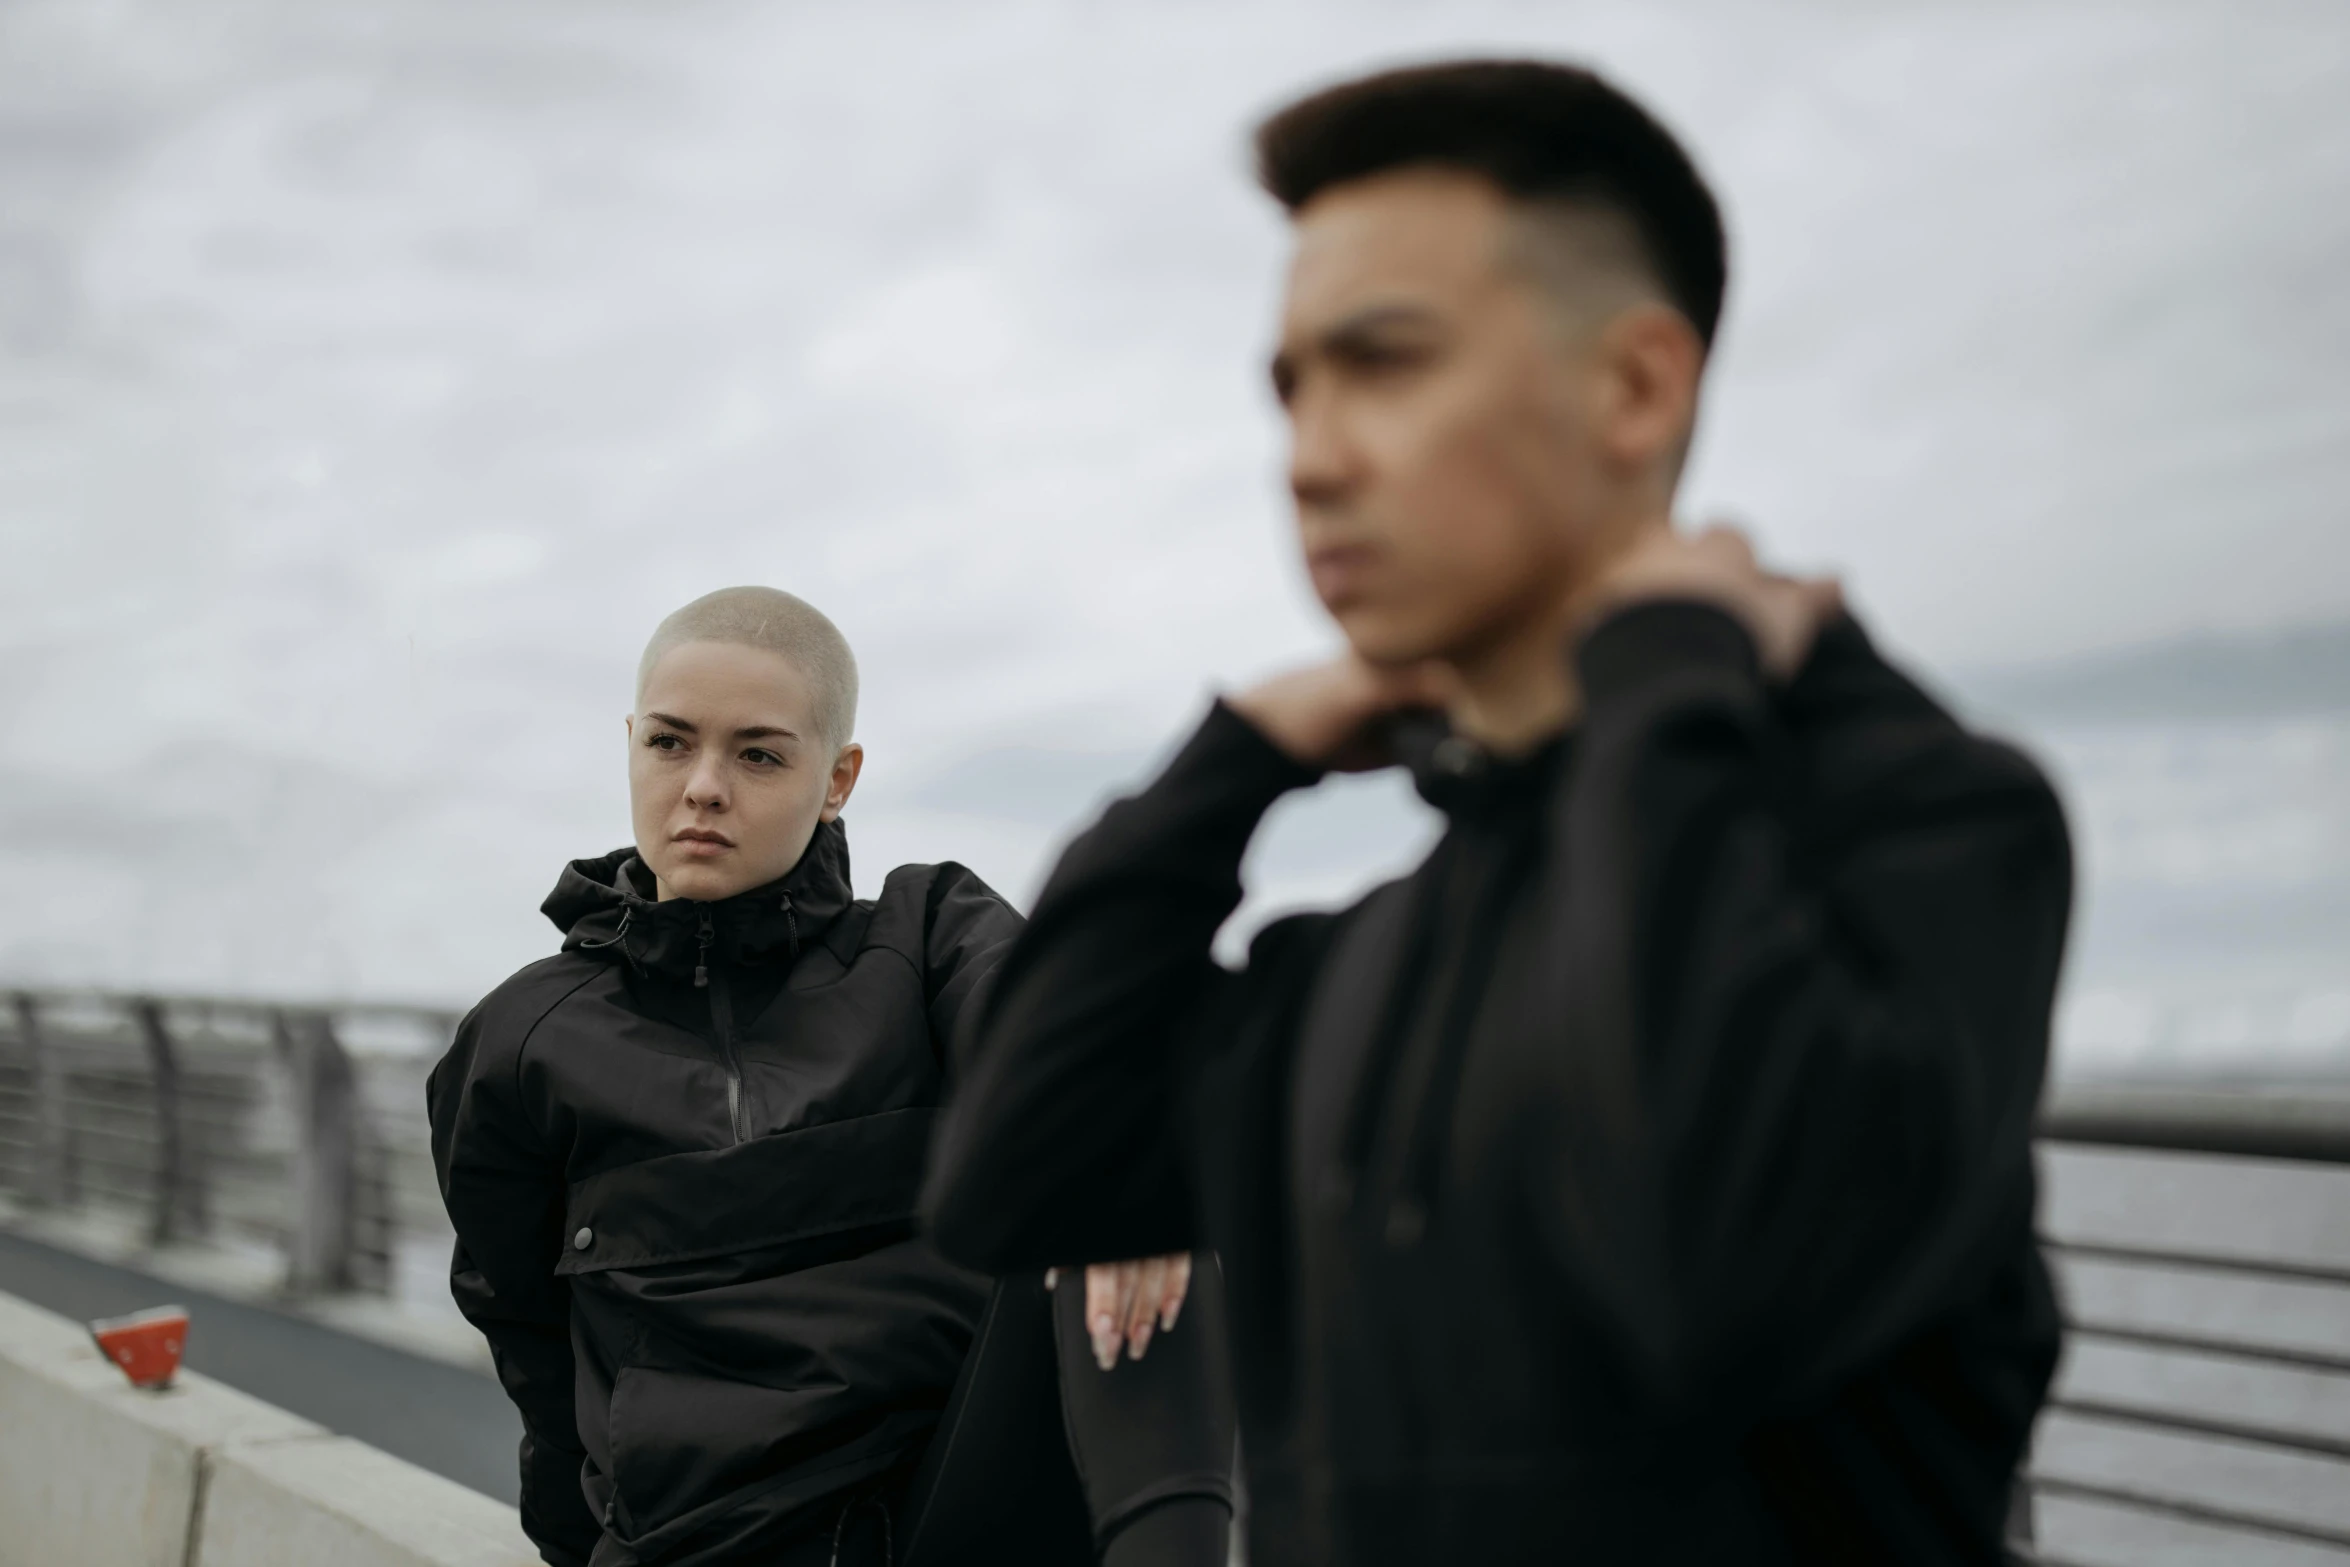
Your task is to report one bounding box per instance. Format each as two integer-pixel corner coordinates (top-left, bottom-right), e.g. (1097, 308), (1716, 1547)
(1, 0), (2345, 1002)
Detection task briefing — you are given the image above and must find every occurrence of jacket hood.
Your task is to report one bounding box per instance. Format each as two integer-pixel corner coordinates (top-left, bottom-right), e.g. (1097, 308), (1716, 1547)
(542, 817), (855, 981)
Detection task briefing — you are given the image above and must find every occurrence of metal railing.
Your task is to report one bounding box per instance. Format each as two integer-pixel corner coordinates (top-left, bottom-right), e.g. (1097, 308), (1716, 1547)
(2029, 1081), (2350, 1566)
(2041, 1082), (2350, 1165)
(0, 989), (457, 1298)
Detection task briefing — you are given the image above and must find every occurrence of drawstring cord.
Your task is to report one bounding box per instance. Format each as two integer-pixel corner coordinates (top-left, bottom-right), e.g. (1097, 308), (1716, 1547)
(827, 1487), (892, 1567)
(576, 885), (804, 985)
(575, 907), (642, 974)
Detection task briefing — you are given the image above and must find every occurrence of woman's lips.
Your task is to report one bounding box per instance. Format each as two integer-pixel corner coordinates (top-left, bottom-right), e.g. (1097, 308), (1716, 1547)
(672, 832), (733, 858)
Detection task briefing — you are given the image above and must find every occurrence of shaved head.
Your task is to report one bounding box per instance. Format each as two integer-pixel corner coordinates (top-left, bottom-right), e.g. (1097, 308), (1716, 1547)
(638, 586), (859, 750)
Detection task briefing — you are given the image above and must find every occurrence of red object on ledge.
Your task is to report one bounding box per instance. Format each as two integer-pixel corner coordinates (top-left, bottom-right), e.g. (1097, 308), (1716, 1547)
(89, 1306), (189, 1390)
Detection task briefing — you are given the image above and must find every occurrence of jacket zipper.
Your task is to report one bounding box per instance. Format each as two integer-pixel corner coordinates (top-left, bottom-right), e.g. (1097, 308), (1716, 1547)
(695, 910), (748, 1144)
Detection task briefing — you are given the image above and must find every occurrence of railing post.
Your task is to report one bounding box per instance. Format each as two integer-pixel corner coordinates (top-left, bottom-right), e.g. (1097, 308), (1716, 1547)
(133, 999), (198, 1247)
(274, 1008), (358, 1295)
(14, 992), (66, 1210)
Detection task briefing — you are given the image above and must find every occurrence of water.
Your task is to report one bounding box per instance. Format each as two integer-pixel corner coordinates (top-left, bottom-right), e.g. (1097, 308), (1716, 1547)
(1952, 626), (2350, 1082)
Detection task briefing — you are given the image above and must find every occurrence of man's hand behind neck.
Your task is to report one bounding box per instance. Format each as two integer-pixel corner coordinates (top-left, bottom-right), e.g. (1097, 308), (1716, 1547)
(1583, 525), (1844, 681)
(1226, 657), (1455, 771)
(1231, 525), (1840, 771)
(1442, 522), (1846, 754)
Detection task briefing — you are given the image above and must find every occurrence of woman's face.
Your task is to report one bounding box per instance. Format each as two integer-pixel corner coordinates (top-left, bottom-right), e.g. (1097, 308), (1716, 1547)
(626, 640), (862, 902)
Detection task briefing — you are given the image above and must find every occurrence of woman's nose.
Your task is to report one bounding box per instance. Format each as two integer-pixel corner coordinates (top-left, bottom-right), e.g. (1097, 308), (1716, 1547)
(684, 763), (728, 809)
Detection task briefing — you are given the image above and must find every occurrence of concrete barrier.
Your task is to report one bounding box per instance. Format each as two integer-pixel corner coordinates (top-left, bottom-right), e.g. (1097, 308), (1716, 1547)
(197, 1436), (541, 1567)
(0, 1289), (535, 1567)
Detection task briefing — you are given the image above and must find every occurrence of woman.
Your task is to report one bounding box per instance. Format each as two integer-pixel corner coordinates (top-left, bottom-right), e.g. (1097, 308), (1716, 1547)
(429, 586), (1231, 1566)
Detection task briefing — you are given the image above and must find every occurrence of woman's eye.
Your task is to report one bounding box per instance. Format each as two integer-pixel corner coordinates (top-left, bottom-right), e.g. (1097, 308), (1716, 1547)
(649, 734), (683, 751)
(742, 749), (781, 767)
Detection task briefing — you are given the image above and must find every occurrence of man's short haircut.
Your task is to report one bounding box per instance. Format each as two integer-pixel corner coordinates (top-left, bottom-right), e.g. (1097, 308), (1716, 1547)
(637, 586), (859, 750)
(1254, 59), (1728, 348)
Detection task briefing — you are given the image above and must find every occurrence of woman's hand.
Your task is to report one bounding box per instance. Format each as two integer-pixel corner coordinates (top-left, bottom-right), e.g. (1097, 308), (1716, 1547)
(1046, 1253), (1194, 1370)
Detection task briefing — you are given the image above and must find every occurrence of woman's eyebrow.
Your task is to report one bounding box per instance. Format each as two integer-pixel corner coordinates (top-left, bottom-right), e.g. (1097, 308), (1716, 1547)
(644, 711), (697, 733)
(734, 725), (800, 743)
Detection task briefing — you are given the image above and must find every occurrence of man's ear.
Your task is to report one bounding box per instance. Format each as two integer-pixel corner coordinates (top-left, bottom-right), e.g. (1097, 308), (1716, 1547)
(820, 743), (865, 822)
(1595, 302), (1703, 475)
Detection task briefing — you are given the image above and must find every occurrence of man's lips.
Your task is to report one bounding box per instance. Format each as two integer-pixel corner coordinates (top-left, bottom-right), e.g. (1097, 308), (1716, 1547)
(1305, 542), (1380, 604)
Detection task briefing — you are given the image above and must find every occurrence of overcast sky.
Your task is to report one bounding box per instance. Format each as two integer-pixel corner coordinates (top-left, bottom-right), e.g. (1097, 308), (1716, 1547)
(2, 0), (2345, 1004)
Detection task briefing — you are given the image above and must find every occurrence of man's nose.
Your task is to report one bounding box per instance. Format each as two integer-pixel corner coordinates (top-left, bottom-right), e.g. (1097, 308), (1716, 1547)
(1287, 387), (1357, 511)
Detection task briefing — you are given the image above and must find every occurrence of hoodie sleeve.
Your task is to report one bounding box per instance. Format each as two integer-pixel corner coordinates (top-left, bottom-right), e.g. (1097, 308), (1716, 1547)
(924, 703), (1321, 1271)
(427, 997), (601, 1567)
(1521, 602), (2070, 1426)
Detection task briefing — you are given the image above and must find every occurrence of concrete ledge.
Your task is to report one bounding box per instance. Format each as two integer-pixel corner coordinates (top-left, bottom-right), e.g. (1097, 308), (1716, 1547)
(0, 1291), (320, 1567)
(198, 1436), (536, 1567)
(0, 1289), (533, 1567)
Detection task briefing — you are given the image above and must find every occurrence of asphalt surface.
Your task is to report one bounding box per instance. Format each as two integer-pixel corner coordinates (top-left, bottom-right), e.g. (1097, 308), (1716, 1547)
(0, 1227), (521, 1502)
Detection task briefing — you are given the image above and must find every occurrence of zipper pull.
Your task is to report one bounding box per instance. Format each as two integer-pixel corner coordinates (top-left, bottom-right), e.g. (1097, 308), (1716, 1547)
(694, 910), (714, 988)
(781, 892), (800, 959)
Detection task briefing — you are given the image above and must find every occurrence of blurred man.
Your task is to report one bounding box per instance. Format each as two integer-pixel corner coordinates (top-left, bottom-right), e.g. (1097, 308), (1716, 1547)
(926, 61), (2071, 1565)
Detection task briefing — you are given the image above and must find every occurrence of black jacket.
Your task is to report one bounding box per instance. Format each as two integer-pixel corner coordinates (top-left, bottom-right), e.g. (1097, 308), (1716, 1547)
(429, 820), (1020, 1566)
(926, 604), (2072, 1565)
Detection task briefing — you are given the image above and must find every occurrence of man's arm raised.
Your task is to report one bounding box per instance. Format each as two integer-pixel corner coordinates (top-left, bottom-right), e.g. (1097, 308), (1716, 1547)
(1521, 532), (2068, 1426)
(923, 660), (1436, 1276)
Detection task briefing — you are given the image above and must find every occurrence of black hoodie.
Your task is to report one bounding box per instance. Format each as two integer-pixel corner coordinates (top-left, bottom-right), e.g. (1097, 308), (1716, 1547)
(926, 605), (2072, 1565)
(429, 820), (1020, 1565)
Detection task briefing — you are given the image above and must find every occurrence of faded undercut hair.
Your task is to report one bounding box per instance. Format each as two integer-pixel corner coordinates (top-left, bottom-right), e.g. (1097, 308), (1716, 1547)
(637, 586), (859, 751)
(1254, 58), (1728, 349)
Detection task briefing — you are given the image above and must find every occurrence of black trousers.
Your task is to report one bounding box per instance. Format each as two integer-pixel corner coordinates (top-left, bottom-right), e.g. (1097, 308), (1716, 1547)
(1051, 1258), (1237, 1567)
(891, 1255), (1236, 1567)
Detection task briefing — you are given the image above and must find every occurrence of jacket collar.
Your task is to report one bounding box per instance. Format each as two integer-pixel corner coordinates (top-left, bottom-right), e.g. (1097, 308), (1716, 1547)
(542, 817), (855, 981)
(1392, 711), (1570, 821)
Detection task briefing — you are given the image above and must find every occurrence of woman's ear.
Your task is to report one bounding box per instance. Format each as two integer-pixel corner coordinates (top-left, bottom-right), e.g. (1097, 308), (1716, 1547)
(820, 743), (865, 822)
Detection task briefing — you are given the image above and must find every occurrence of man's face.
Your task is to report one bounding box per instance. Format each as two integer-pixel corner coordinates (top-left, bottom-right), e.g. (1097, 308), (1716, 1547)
(1273, 170), (1619, 667)
(627, 641), (860, 903)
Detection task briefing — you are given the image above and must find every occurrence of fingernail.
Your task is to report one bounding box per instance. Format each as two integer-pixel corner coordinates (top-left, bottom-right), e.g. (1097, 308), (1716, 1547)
(1094, 1332), (1119, 1371)
(1161, 1299), (1182, 1332)
(1129, 1325), (1152, 1360)
(1044, 1267), (1058, 1290)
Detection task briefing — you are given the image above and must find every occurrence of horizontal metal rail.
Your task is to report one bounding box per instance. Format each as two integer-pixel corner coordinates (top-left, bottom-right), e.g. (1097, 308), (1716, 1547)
(2041, 1082), (2350, 1164)
(2064, 1317), (2350, 1378)
(2048, 1391), (2350, 1464)
(2048, 1237), (2350, 1289)
(2029, 1473), (2350, 1554)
